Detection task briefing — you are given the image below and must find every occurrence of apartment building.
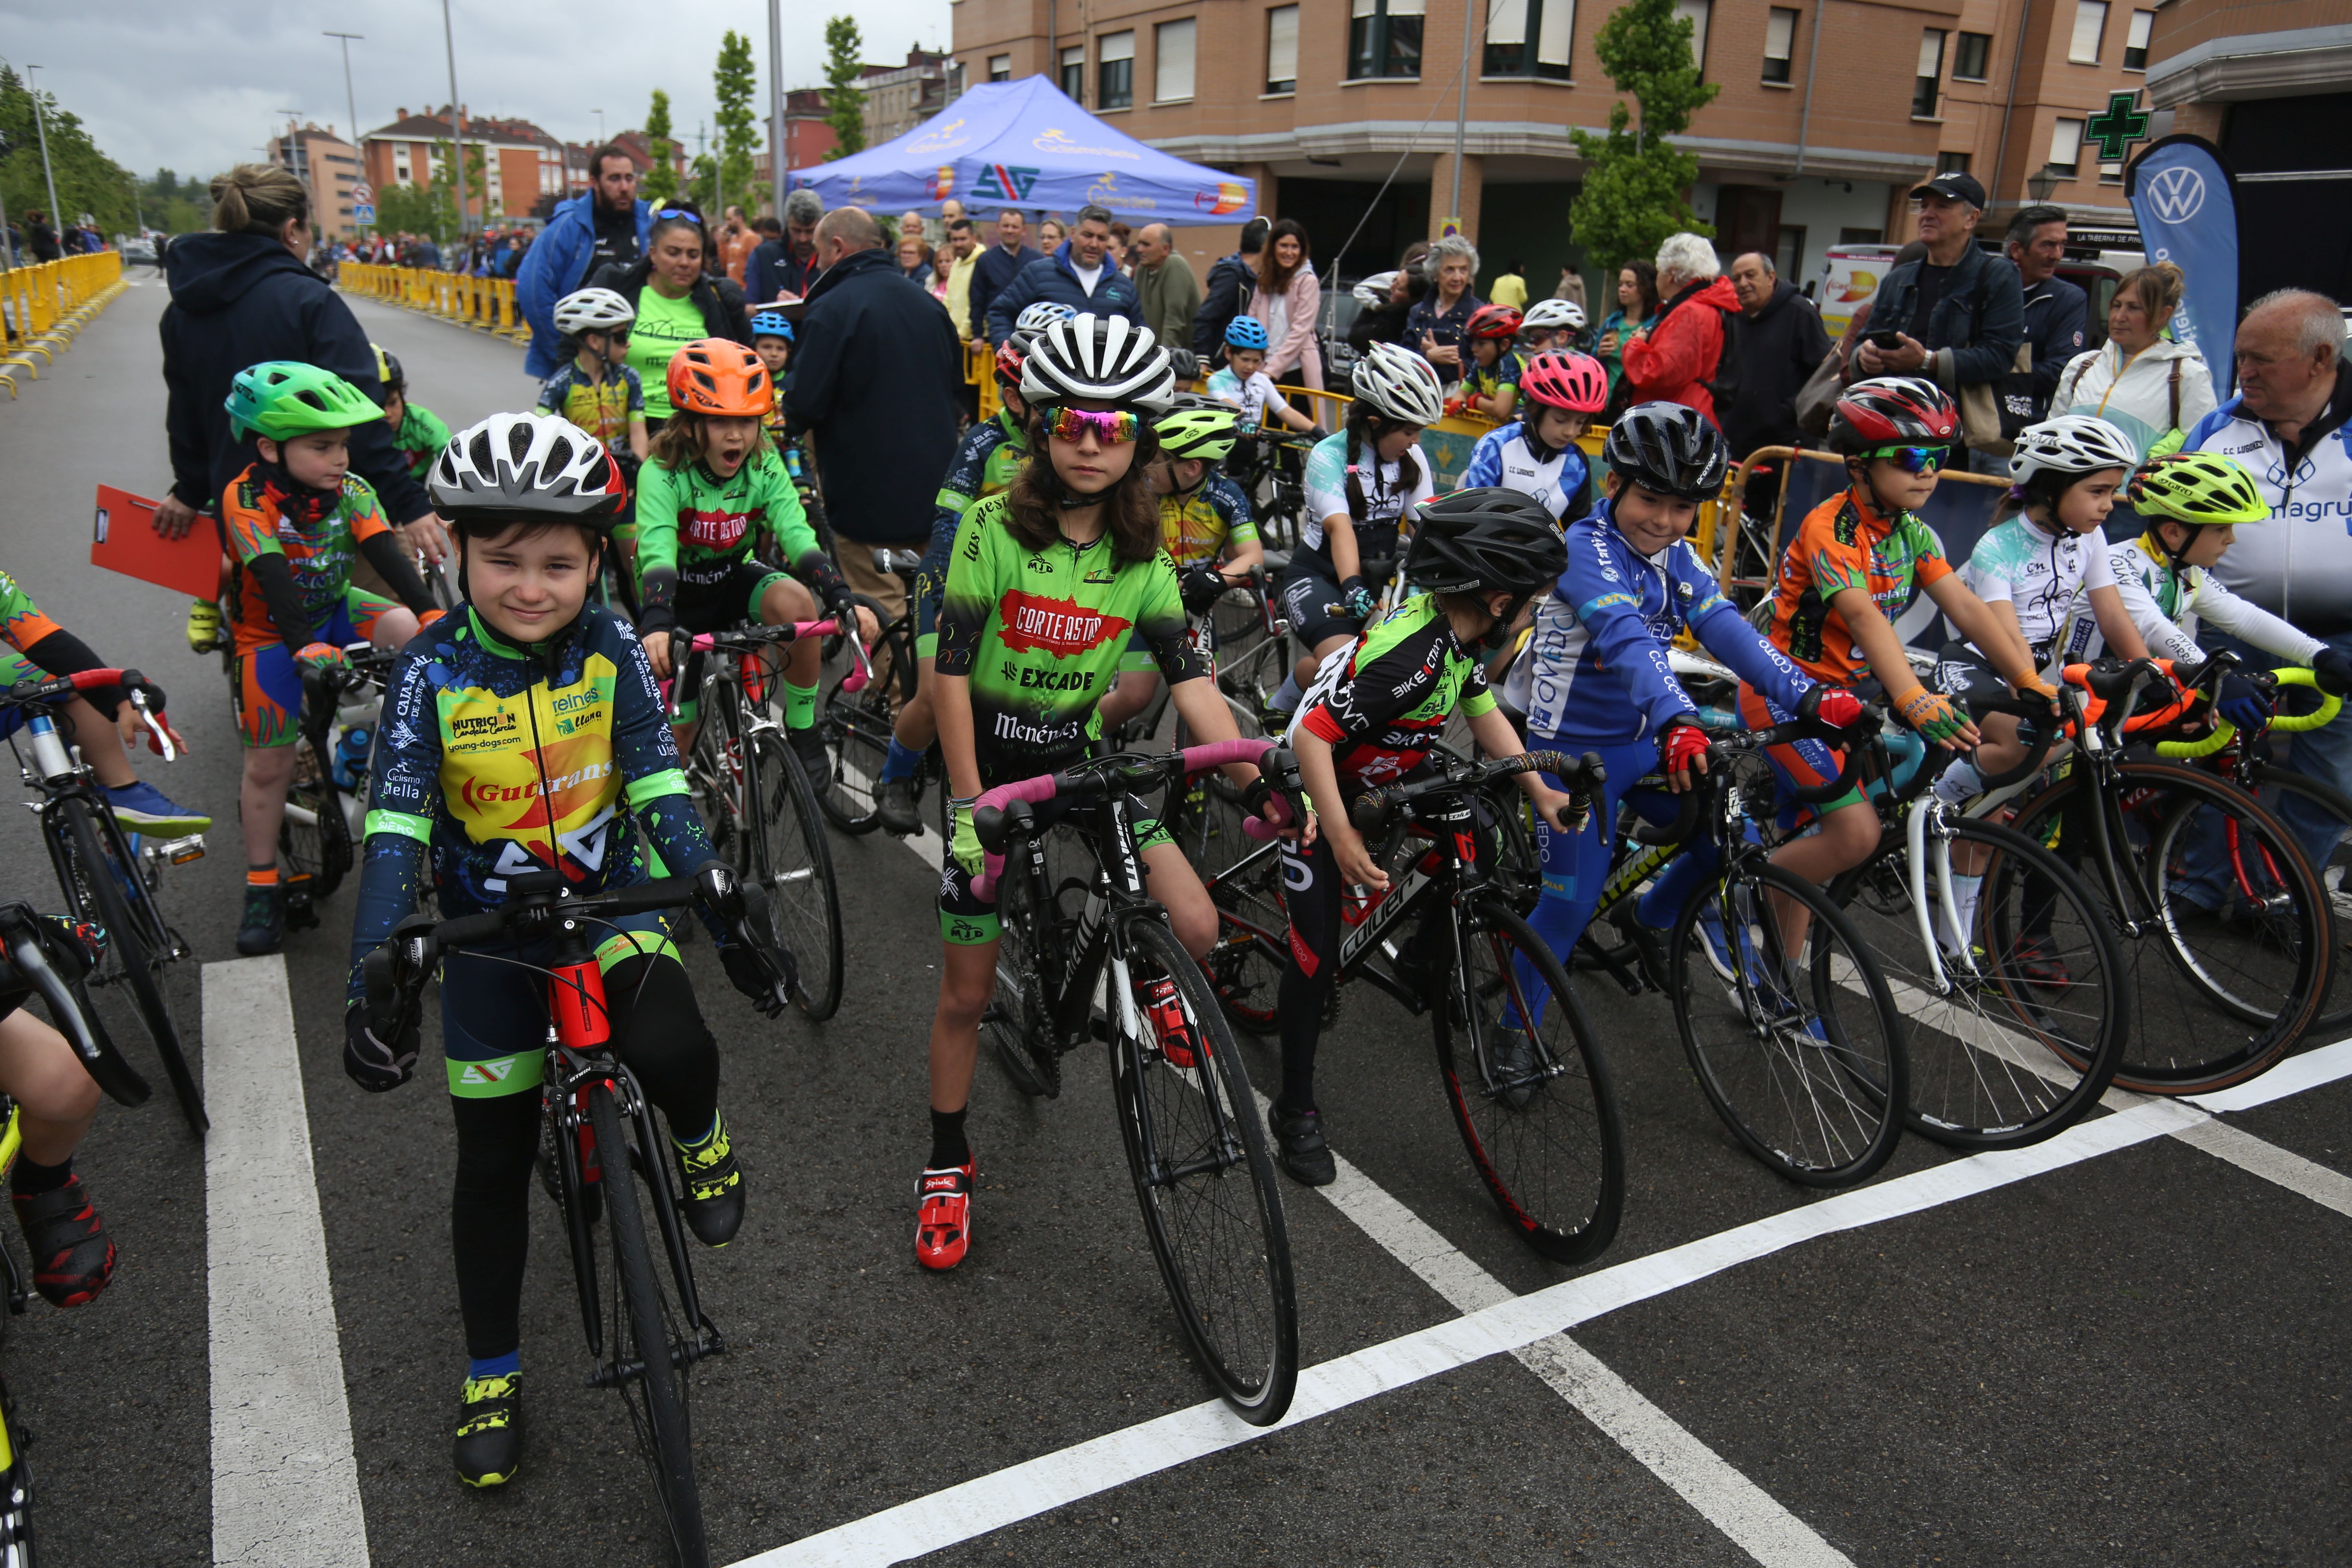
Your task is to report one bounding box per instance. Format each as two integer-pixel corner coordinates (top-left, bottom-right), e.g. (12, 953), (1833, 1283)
(756, 88), (844, 198)
(270, 122), (362, 239)
(862, 48), (959, 147)
(360, 108), (569, 224)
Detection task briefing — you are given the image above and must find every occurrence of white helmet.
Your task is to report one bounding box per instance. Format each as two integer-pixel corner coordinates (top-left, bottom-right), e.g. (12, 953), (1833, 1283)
(1350, 342), (1446, 425)
(2009, 415), (2140, 483)
(1015, 301), (1079, 335)
(429, 412), (625, 524)
(1020, 313), (1177, 414)
(552, 286), (637, 336)
(1521, 297), (1586, 334)
(1353, 271), (1399, 307)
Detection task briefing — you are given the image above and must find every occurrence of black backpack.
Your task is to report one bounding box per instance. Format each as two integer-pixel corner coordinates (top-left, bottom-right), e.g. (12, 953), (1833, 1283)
(1701, 302), (1744, 415)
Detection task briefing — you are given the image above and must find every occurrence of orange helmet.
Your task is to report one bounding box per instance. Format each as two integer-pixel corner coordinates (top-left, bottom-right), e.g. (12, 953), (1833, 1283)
(666, 339), (773, 418)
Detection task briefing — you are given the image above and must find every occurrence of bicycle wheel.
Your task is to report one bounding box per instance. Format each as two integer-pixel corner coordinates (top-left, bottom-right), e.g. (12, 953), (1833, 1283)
(279, 733), (352, 904)
(1111, 915), (1298, 1425)
(1439, 902), (1625, 1263)
(1203, 840), (1289, 1036)
(53, 799), (205, 1134)
(1673, 861), (1907, 1186)
(2241, 760), (2352, 1036)
(742, 728), (845, 1020)
(588, 1083), (707, 1567)
(984, 858), (1061, 1099)
(1830, 817), (2127, 1149)
(0, 1370), (29, 1568)
(817, 619), (906, 835)
(2009, 762), (2330, 1094)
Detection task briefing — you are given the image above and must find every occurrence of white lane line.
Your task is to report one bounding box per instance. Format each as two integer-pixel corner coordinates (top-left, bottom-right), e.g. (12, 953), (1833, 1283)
(2167, 1114), (2352, 1217)
(2186, 1035), (2352, 1113)
(205, 956), (371, 1568)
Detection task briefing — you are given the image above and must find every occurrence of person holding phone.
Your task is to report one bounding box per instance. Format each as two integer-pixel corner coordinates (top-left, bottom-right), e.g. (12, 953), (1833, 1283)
(1852, 174), (2022, 471)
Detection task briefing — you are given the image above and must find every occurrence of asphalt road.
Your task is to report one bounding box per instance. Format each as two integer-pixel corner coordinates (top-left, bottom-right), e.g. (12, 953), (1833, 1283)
(1, 277), (2348, 1567)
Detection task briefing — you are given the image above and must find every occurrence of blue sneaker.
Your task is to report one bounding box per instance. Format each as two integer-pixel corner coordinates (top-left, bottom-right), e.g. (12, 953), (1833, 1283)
(1693, 907), (1739, 984)
(101, 781), (209, 836)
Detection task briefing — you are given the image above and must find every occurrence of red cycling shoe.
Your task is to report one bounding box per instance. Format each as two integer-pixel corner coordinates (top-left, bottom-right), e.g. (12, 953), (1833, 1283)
(14, 1174), (116, 1308)
(915, 1152), (976, 1270)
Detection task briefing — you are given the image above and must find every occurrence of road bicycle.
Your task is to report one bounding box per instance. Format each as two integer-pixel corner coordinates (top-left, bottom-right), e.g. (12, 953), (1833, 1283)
(363, 867), (794, 1568)
(4, 671), (205, 1134)
(1222, 429), (1317, 552)
(817, 553), (946, 840)
(674, 619), (849, 1020)
(971, 738), (1301, 1424)
(278, 644), (397, 924)
(1206, 745), (1629, 1258)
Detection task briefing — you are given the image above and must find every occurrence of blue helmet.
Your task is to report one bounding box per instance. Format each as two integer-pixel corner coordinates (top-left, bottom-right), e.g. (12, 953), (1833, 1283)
(750, 309), (794, 342)
(1224, 316), (1271, 352)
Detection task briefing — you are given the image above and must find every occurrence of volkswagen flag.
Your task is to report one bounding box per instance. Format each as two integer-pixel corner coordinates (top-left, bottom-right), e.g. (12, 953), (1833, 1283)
(2127, 135), (2242, 396)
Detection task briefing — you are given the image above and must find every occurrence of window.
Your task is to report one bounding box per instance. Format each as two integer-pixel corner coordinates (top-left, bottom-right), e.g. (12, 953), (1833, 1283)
(989, 53), (1011, 82)
(2048, 116), (2084, 176)
(1486, 0), (1575, 78)
(1953, 31), (1991, 80)
(1266, 5), (1299, 91)
(1937, 151), (1971, 175)
(1350, 0), (1425, 79)
(1762, 8), (1796, 85)
(1060, 44), (1086, 101)
(1156, 19), (1197, 101)
(2069, 0), (2107, 63)
(1838, 226), (1882, 244)
(2124, 8), (2154, 70)
(1912, 29), (1945, 117)
(1675, 0), (1711, 72)
(393, 146), (411, 181)
(1098, 31), (1135, 108)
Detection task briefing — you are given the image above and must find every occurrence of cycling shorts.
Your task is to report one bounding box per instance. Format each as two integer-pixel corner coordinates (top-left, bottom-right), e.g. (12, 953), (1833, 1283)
(232, 589), (398, 749)
(1280, 562), (1392, 650)
(912, 540), (951, 661)
(673, 558), (796, 636)
(437, 913), (679, 1098)
(938, 766), (1169, 944)
(1739, 682), (1862, 824)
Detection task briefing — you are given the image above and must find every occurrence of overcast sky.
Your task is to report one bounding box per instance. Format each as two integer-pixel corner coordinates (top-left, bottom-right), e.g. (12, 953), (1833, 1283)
(5, 0), (953, 185)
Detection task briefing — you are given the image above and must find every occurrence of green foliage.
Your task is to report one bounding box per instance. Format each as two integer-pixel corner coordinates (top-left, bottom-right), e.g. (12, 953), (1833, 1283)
(1567, 0), (1719, 273)
(372, 181), (454, 243)
(0, 65), (138, 236)
(139, 169), (214, 235)
(822, 17), (867, 161)
(713, 29), (763, 214)
(431, 138), (494, 221)
(641, 89), (680, 203)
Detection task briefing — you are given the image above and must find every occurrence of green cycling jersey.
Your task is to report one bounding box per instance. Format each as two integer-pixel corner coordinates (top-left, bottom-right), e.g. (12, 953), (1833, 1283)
(633, 447), (823, 631)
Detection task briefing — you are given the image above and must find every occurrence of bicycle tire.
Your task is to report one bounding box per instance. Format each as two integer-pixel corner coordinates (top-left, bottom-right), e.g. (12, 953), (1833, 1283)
(279, 731), (353, 904)
(1673, 861), (1908, 1186)
(2237, 760), (2352, 1036)
(1111, 915), (1298, 1425)
(983, 858), (1060, 1099)
(1203, 840), (1288, 1036)
(1830, 817), (2127, 1150)
(56, 799), (205, 1134)
(0, 1370), (30, 1568)
(817, 619), (905, 836)
(744, 728), (845, 1020)
(1439, 902), (1625, 1263)
(2007, 760), (2331, 1094)
(588, 1084), (707, 1567)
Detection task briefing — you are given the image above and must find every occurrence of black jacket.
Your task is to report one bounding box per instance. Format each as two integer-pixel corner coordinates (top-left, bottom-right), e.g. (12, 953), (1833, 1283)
(1192, 250), (1257, 359)
(1348, 296), (1418, 354)
(1721, 279), (1833, 461)
(782, 247), (963, 546)
(746, 238), (820, 304)
(969, 243), (1042, 341)
(2019, 274), (2090, 419)
(587, 256), (753, 347)
(1871, 241), (2025, 392)
(160, 231), (431, 521)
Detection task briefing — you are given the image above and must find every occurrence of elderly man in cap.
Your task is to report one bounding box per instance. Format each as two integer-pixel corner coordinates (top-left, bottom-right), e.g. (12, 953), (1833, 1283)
(1855, 171), (2023, 468)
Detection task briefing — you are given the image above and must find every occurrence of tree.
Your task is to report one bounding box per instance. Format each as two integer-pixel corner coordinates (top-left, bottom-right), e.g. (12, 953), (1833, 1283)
(0, 65), (138, 236)
(822, 16), (867, 161)
(140, 169), (214, 234)
(431, 138), (494, 221)
(641, 89), (680, 203)
(373, 181), (454, 244)
(713, 29), (763, 214)
(1566, 0), (1720, 273)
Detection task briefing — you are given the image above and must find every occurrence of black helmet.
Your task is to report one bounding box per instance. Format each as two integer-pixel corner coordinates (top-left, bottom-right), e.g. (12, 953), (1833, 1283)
(1403, 488), (1568, 597)
(429, 412), (627, 529)
(1602, 401), (1730, 502)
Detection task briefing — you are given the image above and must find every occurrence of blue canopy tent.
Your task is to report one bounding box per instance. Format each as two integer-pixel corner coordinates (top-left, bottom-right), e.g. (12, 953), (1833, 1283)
(788, 76), (1254, 225)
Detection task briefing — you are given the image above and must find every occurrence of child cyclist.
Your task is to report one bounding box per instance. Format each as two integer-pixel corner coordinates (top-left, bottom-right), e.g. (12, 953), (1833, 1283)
(1275, 490), (1581, 1184)
(0, 911), (121, 1308)
(343, 411), (789, 1488)
(1518, 297), (1586, 357)
(1098, 403), (1265, 730)
(1269, 343), (1446, 723)
(920, 314), (1283, 1268)
(1461, 349), (1606, 527)
(631, 339), (871, 792)
(1447, 303), (1526, 423)
(219, 363), (441, 956)
(376, 346), (451, 484)
(534, 289), (649, 472)
(1205, 316), (1320, 437)
(874, 332), (1037, 834)
(749, 309), (794, 442)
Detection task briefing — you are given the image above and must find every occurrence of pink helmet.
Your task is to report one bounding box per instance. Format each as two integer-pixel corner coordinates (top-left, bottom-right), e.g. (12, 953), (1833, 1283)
(1518, 350), (1608, 414)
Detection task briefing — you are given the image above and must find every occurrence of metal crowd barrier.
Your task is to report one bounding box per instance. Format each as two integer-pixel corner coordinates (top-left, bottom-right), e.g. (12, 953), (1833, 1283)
(0, 252), (129, 399)
(335, 263), (532, 347)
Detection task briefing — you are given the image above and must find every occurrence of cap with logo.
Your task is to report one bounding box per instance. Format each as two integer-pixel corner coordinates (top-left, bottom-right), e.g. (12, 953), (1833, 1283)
(1910, 172), (1987, 209)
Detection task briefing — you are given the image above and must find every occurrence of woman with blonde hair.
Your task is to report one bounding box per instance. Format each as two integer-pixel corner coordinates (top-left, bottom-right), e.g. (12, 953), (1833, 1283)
(2054, 262), (2218, 461)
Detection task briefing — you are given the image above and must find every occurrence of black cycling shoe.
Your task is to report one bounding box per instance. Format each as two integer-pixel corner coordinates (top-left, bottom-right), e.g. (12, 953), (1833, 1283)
(786, 724), (835, 795)
(235, 883), (284, 956)
(13, 1174), (116, 1308)
(673, 1112), (745, 1247)
(876, 775), (925, 835)
(1611, 904), (1673, 994)
(1267, 1103), (1336, 1187)
(1487, 1014), (1540, 1110)
(453, 1373), (521, 1488)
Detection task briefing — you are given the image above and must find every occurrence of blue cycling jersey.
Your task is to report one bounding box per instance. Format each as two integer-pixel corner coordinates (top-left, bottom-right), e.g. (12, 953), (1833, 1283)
(1462, 422), (1594, 526)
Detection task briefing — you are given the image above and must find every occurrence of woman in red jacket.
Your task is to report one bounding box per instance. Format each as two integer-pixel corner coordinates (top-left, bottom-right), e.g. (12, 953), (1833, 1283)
(1620, 232), (1742, 427)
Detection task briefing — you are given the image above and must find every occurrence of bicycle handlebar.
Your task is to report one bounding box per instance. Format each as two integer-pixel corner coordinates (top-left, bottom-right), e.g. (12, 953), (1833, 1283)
(0, 666), (179, 761)
(1624, 710), (1880, 847)
(1349, 749), (1606, 837)
(2155, 664), (2344, 756)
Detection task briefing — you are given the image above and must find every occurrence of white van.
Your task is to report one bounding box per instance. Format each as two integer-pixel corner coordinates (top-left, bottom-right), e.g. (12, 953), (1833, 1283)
(1816, 245), (1903, 339)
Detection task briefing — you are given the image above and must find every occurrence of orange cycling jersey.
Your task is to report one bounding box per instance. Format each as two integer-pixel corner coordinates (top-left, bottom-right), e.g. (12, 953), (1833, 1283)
(1765, 486), (1953, 684)
(220, 462), (396, 653)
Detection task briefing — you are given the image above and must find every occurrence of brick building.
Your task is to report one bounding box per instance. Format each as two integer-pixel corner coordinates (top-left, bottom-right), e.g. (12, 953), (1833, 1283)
(860, 48), (959, 149)
(359, 108), (569, 226)
(755, 88), (843, 199)
(270, 121), (362, 239)
(950, 0), (2154, 294)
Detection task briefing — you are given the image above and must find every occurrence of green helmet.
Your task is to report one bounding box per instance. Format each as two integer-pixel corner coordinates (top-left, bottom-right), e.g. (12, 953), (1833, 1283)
(2129, 451), (2269, 527)
(1155, 404), (1241, 462)
(225, 361), (384, 441)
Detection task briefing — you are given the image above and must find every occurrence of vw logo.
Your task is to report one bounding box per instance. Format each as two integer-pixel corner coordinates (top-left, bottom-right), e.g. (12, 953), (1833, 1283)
(2147, 164), (2206, 223)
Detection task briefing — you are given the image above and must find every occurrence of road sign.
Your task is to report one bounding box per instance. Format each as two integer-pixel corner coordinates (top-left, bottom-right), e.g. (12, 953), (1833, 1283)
(350, 181), (373, 205)
(353, 203), (376, 225)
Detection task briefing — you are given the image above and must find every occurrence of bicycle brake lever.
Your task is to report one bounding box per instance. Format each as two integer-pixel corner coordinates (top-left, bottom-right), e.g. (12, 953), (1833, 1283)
(130, 691), (176, 762)
(6, 928), (109, 1073)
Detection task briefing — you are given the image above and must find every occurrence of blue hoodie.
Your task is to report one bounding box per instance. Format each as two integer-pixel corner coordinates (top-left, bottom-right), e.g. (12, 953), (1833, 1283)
(516, 191), (653, 376)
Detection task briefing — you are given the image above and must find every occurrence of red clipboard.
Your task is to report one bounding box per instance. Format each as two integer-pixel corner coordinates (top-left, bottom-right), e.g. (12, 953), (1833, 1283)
(92, 486), (221, 599)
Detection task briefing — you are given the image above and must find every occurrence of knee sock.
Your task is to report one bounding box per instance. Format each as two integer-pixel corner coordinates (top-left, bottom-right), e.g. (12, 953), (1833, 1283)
(1269, 674), (1303, 714)
(880, 737), (923, 784)
(9, 1153), (70, 1197)
(467, 1350), (520, 1381)
(1933, 757), (1986, 808)
(1945, 873), (1984, 951)
(928, 1107), (970, 1169)
(781, 679), (817, 731)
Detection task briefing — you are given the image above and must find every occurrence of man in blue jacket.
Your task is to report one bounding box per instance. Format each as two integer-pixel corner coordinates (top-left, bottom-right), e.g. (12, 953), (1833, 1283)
(516, 146), (652, 378)
(968, 208), (1041, 341)
(982, 205), (1143, 344)
(2005, 204), (2087, 425)
(1853, 172), (2022, 468)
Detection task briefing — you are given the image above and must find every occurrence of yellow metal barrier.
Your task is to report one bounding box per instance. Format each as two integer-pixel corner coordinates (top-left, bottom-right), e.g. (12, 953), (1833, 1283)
(1, 253), (127, 399)
(336, 263), (531, 350)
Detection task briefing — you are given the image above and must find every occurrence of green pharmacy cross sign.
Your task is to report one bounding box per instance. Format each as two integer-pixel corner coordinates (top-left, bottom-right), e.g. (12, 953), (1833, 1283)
(2086, 91), (2153, 164)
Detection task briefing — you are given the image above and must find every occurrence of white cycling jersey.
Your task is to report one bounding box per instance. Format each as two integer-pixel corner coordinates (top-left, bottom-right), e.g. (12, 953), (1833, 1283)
(1961, 515), (2116, 663)
(2062, 532), (2325, 666)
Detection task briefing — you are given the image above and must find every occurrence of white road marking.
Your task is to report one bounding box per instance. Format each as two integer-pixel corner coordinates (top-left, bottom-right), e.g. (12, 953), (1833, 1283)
(2167, 1113), (2352, 1217)
(205, 956), (371, 1568)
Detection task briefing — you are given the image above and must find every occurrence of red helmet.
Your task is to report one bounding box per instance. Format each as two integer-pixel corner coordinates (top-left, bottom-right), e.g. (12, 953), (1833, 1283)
(1464, 303), (1525, 341)
(1517, 350), (1608, 413)
(666, 339), (773, 419)
(1828, 376), (1958, 453)
(994, 337), (1027, 386)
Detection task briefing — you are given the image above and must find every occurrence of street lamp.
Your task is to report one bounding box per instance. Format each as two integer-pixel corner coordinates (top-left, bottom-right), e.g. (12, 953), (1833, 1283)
(23, 67), (63, 239)
(441, 0), (469, 240)
(2027, 163), (2063, 203)
(767, 0), (786, 219)
(324, 33), (365, 149)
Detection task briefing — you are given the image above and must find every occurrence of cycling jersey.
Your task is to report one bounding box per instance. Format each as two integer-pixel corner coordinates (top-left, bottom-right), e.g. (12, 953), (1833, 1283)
(1459, 349), (1523, 410)
(1297, 431), (1436, 579)
(392, 402), (452, 483)
(534, 362), (644, 455)
(1511, 498), (1813, 745)
(633, 448), (822, 634)
(1962, 515), (2116, 663)
(1766, 486), (1954, 684)
(0, 568), (121, 740)
(220, 460), (399, 654)
(1158, 475), (1258, 567)
(918, 410), (1031, 657)
(2073, 532), (2324, 666)
(1461, 422), (1593, 526)
(1204, 367), (1291, 432)
(933, 492), (1206, 779)
(1288, 594), (1496, 788)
